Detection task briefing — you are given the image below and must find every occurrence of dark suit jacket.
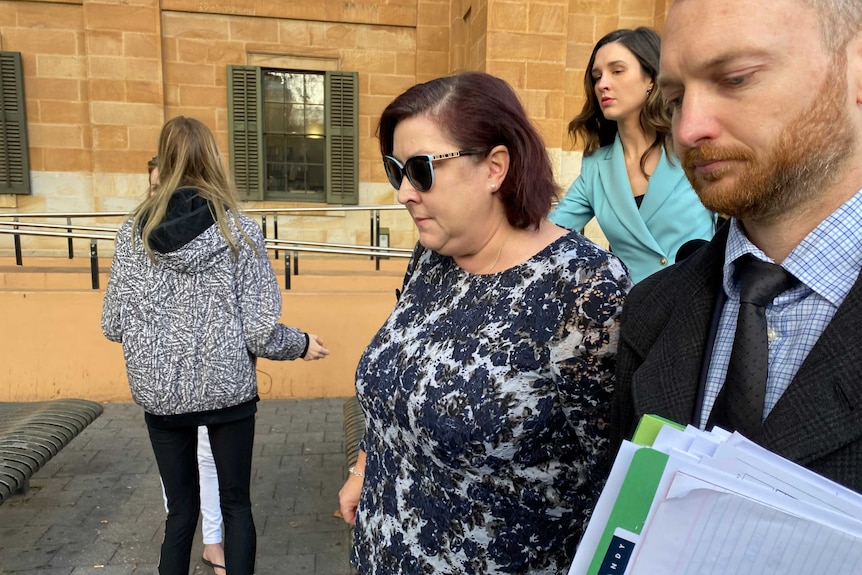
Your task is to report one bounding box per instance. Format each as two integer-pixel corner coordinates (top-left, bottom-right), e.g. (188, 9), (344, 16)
(611, 223), (862, 493)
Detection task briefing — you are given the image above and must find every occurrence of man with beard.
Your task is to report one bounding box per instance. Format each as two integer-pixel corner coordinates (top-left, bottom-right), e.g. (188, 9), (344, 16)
(611, 0), (862, 493)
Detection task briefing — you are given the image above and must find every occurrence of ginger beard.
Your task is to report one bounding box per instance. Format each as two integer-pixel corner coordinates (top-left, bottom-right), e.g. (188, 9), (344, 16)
(681, 59), (856, 224)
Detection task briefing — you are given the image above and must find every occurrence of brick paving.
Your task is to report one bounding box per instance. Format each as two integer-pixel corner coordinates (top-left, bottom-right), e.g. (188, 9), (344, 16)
(0, 399), (355, 575)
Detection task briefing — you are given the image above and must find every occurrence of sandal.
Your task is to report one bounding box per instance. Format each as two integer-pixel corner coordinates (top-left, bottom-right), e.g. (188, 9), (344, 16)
(202, 557), (226, 574)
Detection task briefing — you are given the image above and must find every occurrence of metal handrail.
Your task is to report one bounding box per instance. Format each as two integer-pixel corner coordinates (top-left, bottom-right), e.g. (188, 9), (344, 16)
(275, 244), (410, 258)
(268, 237), (412, 254)
(0, 211), (128, 219)
(245, 205), (406, 214)
(0, 228), (115, 241)
(0, 204), (410, 270)
(0, 226), (410, 291)
(0, 204), (407, 220)
(0, 227), (410, 256)
(0, 221), (116, 233)
(0, 223), (413, 254)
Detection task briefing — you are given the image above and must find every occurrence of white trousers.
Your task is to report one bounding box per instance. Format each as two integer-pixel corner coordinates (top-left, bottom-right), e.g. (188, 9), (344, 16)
(160, 426), (223, 545)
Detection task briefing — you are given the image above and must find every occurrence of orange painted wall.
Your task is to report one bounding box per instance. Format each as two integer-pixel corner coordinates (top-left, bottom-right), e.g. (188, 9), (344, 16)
(0, 286), (402, 403)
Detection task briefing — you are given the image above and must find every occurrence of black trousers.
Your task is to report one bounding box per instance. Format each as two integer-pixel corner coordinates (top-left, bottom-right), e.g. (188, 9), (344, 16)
(147, 414), (256, 575)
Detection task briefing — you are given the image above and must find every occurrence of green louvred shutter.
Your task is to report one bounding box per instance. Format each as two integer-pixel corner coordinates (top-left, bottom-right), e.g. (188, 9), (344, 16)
(0, 52), (31, 195)
(325, 71), (358, 205)
(227, 65), (264, 201)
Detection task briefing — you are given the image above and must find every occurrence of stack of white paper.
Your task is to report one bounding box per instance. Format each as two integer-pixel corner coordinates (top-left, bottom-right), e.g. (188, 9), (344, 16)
(568, 417), (862, 575)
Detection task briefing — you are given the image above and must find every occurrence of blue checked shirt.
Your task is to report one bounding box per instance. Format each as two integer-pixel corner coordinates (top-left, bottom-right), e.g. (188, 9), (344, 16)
(701, 188), (862, 427)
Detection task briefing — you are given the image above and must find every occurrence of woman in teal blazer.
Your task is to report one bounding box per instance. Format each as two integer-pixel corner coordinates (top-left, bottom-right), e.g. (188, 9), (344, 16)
(549, 27), (714, 284)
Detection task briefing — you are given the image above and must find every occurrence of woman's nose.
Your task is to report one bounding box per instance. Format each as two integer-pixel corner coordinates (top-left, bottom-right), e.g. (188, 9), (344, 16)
(396, 177), (419, 205)
(595, 75), (609, 91)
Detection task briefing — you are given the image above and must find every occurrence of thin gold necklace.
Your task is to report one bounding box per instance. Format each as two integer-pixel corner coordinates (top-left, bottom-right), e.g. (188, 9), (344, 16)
(482, 233), (511, 274)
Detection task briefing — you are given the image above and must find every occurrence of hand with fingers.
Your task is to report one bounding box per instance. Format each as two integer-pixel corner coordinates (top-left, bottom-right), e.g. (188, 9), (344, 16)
(302, 334), (330, 361)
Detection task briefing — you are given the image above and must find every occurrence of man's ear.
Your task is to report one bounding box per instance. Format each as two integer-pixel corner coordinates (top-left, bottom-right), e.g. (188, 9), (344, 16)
(486, 145), (510, 191)
(850, 32), (862, 106)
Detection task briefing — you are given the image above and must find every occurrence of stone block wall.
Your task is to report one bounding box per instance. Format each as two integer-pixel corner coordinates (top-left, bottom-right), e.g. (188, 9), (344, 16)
(1, 0), (670, 256)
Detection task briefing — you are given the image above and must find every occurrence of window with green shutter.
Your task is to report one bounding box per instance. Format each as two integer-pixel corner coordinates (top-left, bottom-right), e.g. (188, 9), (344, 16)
(228, 66), (264, 201)
(326, 71), (358, 205)
(228, 66), (358, 205)
(0, 52), (31, 195)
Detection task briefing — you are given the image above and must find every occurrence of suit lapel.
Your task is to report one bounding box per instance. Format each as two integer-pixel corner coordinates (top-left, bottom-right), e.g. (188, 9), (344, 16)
(627, 224), (862, 467)
(628, 229), (727, 425)
(637, 148), (679, 226)
(597, 137), (665, 256)
(761, 271), (862, 463)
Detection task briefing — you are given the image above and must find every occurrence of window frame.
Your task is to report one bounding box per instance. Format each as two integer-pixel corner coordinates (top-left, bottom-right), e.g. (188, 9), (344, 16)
(228, 66), (358, 205)
(0, 51), (32, 195)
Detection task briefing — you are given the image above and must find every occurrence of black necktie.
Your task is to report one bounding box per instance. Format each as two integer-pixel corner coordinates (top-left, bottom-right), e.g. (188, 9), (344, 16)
(710, 255), (799, 436)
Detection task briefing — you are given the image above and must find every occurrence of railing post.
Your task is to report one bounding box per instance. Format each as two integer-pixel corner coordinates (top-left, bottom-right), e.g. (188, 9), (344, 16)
(89, 240), (100, 289)
(369, 211), (375, 260)
(261, 214), (268, 258)
(14, 217), (22, 266)
(375, 210), (381, 271)
(67, 217), (74, 259)
(273, 213), (279, 260)
(284, 251), (291, 290)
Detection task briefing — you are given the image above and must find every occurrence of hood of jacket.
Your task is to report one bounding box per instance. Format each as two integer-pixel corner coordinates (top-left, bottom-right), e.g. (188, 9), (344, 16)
(148, 187), (229, 274)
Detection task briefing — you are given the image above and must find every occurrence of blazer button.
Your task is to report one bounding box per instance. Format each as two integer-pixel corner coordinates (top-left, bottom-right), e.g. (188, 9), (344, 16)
(660, 257), (668, 265)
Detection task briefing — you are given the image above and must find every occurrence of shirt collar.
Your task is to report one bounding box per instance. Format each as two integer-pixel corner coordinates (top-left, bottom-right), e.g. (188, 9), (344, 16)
(723, 188), (862, 307)
(723, 220), (767, 298)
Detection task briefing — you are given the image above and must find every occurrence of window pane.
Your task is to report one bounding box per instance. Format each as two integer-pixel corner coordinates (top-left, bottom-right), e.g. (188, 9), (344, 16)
(306, 138), (325, 165)
(263, 72), (285, 103)
(266, 164), (285, 192)
(260, 68), (329, 202)
(285, 73), (304, 104)
(307, 165), (325, 192)
(306, 74), (324, 105)
(286, 163), (304, 191)
(287, 106), (305, 134)
(285, 136), (305, 161)
(307, 105), (324, 137)
(265, 134), (286, 162)
(265, 102), (286, 133)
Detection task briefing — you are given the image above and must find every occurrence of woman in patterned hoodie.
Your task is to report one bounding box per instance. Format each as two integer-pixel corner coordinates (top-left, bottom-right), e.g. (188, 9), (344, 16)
(102, 116), (329, 575)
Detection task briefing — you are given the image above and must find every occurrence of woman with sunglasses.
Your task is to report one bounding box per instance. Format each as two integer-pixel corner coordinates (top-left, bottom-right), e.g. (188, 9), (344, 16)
(549, 27), (715, 284)
(338, 71), (631, 574)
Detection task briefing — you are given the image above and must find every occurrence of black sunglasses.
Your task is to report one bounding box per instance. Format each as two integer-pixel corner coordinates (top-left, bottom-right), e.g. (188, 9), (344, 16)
(383, 150), (481, 192)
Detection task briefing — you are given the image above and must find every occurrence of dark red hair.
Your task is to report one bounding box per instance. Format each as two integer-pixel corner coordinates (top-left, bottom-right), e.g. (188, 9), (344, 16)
(378, 71), (557, 230)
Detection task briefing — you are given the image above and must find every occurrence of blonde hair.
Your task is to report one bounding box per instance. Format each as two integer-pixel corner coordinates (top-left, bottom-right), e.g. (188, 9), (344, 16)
(133, 116), (250, 261)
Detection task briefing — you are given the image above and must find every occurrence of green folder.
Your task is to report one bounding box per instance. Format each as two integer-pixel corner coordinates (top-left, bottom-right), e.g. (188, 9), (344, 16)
(581, 415), (684, 575)
(632, 413), (686, 446)
(586, 447), (669, 575)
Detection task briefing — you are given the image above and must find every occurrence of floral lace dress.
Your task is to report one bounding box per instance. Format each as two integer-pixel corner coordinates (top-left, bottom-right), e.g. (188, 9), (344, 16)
(352, 231), (630, 574)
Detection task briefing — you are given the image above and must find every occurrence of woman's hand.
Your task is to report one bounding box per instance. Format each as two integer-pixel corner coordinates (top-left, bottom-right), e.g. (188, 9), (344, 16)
(338, 451), (366, 525)
(339, 476), (363, 525)
(302, 334), (330, 361)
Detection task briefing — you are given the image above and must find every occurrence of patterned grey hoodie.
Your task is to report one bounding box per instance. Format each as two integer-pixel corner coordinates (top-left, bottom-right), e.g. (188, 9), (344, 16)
(102, 191), (306, 416)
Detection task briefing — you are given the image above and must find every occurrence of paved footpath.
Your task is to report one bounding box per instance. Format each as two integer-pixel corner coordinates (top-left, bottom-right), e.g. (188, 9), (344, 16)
(0, 399), (355, 575)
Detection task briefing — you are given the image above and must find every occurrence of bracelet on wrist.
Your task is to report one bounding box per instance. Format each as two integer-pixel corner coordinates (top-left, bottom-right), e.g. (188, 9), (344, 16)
(348, 465), (364, 479)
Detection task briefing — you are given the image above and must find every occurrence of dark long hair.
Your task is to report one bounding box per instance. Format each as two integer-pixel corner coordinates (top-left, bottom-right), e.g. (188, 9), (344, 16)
(568, 27), (671, 176)
(378, 71), (557, 230)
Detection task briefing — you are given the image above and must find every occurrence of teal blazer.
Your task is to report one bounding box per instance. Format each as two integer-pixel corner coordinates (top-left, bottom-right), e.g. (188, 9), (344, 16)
(549, 135), (715, 283)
